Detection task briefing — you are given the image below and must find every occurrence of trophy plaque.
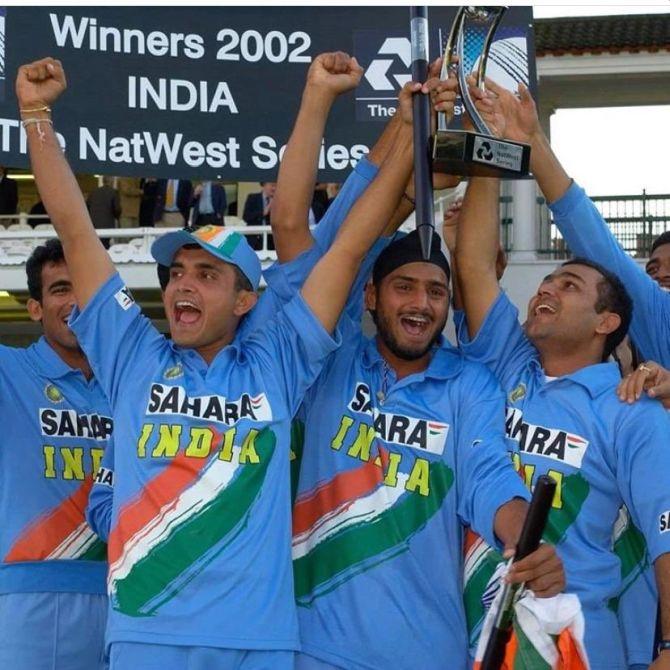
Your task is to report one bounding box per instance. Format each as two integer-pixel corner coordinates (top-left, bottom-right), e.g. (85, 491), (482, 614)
(433, 6), (531, 178)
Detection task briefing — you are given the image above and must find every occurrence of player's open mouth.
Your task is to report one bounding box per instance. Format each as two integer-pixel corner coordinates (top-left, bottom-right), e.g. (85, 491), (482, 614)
(175, 300), (202, 325)
(534, 303), (557, 316)
(400, 314), (430, 337)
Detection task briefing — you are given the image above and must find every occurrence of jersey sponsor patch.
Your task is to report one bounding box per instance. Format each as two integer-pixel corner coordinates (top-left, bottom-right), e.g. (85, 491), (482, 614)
(94, 466), (114, 487)
(505, 407), (589, 468)
(660, 511), (670, 533)
(346, 382), (449, 455)
(40, 408), (114, 440)
(114, 286), (135, 310)
(146, 382), (272, 425)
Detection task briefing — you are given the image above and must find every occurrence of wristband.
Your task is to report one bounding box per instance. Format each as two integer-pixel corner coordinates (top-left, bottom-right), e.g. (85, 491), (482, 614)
(658, 640), (670, 653)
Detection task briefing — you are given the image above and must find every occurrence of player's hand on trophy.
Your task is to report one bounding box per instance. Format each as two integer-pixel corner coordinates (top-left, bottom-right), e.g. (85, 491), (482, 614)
(16, 57), (67, 109)
(472, 77), (540, 145)
(462, 74), (507, 139)
(422, 58), (458, 119)
(400, 57), (458, 125)
(306, 51), (364, 99)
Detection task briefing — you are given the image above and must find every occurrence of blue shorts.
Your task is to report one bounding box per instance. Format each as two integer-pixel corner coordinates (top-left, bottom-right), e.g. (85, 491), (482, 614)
(0, 591), (107, 670)
(295, 653), (343, 670)
(110, 643), (294, 670)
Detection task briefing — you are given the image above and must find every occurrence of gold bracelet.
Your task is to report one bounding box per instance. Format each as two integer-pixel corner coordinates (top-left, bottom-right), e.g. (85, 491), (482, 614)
(20, 105), (51, 114)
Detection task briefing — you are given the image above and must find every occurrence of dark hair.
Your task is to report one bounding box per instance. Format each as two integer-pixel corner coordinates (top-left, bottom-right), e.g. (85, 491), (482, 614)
(562, 257), (632, 359)
(26, 238), (66, 301)
(651, 231), (670, 255)
(157, 263), (170, 291)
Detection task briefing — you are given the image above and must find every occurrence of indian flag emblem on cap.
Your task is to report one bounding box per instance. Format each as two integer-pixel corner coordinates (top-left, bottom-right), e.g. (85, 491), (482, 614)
(194, 226), (243, 257)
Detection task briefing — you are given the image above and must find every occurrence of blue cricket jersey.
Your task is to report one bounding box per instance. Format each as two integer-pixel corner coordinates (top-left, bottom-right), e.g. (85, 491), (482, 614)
(457, 291), (670, 670)
(291, 326), (530, 670)
(86, 155), (381, 542)
(549, 181), (669, 667)
(70, 272), (339, 651)
(0, 338), (111, 595)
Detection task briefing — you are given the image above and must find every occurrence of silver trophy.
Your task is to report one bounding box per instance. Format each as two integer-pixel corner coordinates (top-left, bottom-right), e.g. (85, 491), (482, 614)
(433, 6), (530, 177)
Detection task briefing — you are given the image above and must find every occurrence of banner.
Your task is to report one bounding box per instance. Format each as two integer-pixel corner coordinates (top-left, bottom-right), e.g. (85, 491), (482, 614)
(0, 6), (536, 180)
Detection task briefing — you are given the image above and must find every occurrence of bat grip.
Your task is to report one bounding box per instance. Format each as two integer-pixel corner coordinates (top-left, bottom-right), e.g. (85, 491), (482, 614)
(515, 475), (556, 561)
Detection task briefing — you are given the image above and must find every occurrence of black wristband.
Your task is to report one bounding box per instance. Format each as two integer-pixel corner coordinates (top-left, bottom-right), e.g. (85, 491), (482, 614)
(658, 639), (670, 653)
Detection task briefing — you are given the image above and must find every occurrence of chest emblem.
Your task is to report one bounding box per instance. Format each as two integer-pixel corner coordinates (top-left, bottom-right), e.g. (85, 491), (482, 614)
(44, 383), (64, 403)
(164, 364), (184, 380)
(508, 383), (526, 404)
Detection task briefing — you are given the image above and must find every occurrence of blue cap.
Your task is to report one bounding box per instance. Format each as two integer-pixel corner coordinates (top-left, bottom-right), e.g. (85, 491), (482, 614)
(151, 225), (261, 290)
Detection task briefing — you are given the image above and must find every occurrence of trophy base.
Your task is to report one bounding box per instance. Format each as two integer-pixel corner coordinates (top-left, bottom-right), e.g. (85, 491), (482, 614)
(433, 130), (530, 178)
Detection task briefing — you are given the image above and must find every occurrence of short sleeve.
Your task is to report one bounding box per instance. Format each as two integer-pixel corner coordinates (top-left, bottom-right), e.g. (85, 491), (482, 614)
(243, 293), (341, 417)
(69, 273), (166, 408)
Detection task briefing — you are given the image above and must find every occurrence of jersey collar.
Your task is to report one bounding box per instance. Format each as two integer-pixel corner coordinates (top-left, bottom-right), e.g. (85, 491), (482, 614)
(534, 359), (621, 398)
(363, 335), (464, 381)
(30, 336), (81, 379)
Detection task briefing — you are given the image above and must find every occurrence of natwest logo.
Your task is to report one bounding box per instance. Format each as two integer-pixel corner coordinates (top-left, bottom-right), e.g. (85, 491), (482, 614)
(354, 32), (412, 122)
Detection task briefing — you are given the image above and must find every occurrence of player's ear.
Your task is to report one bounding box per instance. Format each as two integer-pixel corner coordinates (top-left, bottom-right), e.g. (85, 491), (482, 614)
(595, 311), (621, 337)
(26, 298), (43, 323)
(233, 290), (258, 318)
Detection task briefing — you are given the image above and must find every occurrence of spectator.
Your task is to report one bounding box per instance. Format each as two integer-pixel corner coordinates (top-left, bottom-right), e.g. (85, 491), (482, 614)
(191, 180), (227, 228)
(153, 178), (193, 227)
(0, 166), (18, 224)
(87, 176), (121, 248)
(138, 178), (159, 227)
(242, 182), (275, 250)
(117, 177), (142, 228)
(29, 200), (50, 227)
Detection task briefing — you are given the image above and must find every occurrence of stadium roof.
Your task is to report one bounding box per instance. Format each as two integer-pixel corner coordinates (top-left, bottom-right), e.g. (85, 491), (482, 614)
(535, 14), (670, 56)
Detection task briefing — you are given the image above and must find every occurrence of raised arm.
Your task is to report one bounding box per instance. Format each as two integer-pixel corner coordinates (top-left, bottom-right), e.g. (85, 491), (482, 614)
(301, 65), (454, 333)
(453, 177), (502, 338)
(272, 52), (363, 262)
(300, 83), (415, 333)
(16, 58), (115, 307)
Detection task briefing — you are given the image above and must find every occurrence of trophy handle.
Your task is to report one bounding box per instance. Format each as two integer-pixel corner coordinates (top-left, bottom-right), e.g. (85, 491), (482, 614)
(457, 6), (507, 135)
(477, 8), (506, 90)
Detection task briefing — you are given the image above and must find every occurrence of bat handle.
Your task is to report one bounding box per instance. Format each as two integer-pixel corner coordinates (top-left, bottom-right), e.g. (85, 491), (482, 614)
(480, 475), (557, 670)
(515, 475), (556, 560)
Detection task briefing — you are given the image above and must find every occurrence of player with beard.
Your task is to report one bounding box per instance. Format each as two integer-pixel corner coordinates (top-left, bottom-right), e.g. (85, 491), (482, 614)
(289, 229), (565, 670)
(18, 54), (447, 669)
(241, 52), (564, 670)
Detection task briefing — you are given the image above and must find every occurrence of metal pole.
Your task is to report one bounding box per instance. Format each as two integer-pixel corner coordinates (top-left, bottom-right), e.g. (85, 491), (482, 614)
(410, 6), (434, 260)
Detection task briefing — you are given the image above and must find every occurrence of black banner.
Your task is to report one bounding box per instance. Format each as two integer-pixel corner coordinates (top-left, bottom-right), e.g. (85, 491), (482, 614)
(0, 6), (536, 180)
